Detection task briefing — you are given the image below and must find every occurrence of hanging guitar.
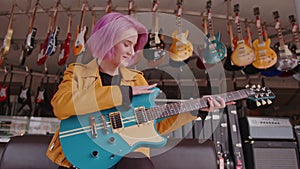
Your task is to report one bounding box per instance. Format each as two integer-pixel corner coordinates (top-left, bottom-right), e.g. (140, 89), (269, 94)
(251, 7), (277, 70)
(272, 11), (298, 72)
(169, 0), (193, 64)
(203, 0), (227, 64)
(260, 23), (282, 77)
(58, 14), (72, 66)
(241, 21), (261, 75)
(37, 15), (52, 65)
(230, 4), (255, 67)
(289, 14), (300, 73)
(143, 0), (166, 67)
(38, 0), (61, 65)
(59, 86), (275, 169)
(0, 66), (13, 115)
(223, 0), (243, 71)
(0, 67), (9, 102)
(0, 0), (16, 67)
(72, 0), (88, 56)
(33, 68), (47, 116)
(19, 0), (39, 66)
(17, 67), (33, 115)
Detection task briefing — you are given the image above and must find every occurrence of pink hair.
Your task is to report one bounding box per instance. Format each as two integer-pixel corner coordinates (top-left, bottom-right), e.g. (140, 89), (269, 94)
(86, 12), (148, 64)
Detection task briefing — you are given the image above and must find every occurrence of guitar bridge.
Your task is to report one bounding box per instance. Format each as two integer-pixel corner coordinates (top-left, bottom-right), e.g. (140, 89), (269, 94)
(109, 112), (123, 130)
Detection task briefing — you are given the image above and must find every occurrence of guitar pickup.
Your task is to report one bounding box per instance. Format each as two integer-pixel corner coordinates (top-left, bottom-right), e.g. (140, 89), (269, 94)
(109, 112), (123, 130)
(90, 116), (97, 138)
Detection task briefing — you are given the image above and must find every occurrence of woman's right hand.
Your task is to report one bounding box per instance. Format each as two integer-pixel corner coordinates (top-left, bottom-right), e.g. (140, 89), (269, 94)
(132, 83), (157, 95)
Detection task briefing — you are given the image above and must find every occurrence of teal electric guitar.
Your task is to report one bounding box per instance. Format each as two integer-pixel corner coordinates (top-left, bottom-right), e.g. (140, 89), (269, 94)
(203, 0), (227, 64)
(59, 86), (275, 169)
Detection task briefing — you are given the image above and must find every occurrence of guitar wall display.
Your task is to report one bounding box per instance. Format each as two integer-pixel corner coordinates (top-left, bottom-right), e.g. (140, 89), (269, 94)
(203, 0), (227, 64)
(272, 11), (298, 72)
(58, 14), (72, 66)
(143, 0), (166, 67)
(252, 7), (277, 70)
(72, 0), (88, 56)
(169, 0), (193, 63)
(0, 0), (16, 67)
(37, 0), (61, 65)
(19, 0), (39, 66)
(230, 4), (255, 67)
(59, 86), (275, 169)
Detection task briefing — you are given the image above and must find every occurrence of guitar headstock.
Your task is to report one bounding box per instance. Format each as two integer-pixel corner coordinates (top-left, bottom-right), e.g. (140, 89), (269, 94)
(245, 85), (276, 107)
(206, 0), (212, 10)
(253, 7), (260, 16)
(234, 4), (240, 14)
(289, 15), (296, 24)
(273, 11), (280, 20)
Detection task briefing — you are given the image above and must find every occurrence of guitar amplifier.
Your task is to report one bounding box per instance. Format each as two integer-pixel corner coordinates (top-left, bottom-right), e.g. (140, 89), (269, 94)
(243, 140), (300, 169)
(240, 116), (295, 140)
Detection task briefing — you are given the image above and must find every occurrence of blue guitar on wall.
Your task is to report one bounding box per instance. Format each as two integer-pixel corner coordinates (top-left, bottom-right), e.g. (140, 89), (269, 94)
(59, 86), (275, 169)
(203, 0), (227, 64)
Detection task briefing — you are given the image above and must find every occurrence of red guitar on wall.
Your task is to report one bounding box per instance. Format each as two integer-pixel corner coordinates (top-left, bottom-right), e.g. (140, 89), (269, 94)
(58, 15), (72, 65)
(0, 67), (9, 102)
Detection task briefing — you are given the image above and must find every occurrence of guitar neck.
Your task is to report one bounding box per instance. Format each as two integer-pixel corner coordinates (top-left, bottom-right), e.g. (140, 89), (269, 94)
(28, 0), (39, 32)
(143, 89), (250, 122)
(207, 10), (214, 37)
(7, 0), (16, 32)
(275, 20), (286, 46)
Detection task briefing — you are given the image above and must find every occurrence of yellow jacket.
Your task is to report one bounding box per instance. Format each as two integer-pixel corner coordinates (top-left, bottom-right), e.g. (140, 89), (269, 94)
(46, 59), (197, 168)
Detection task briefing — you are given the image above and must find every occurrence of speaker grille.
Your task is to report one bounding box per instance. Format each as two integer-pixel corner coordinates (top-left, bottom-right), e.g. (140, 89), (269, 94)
(254, 148), (298, 169)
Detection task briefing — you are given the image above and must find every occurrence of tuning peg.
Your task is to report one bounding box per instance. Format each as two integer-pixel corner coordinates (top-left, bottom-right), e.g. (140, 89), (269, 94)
(267, 99), (272, 104)
(261, 100), (267, 105)
(245, 84), (250, 88)
(260, 93), (264, 97)
(256, 101), (261, 107)
(257, 84), (261, 89)
(251, 84), (256, 89)
(261, 87), (266, 91)
(255, 94), (259, 98)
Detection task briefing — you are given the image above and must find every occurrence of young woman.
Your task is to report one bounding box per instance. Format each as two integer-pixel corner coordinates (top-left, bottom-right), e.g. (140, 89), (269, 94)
(46, 12), (227, 169)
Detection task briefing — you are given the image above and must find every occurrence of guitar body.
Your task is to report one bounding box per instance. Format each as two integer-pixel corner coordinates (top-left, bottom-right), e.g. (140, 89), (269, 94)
(0, 85), (8, 102)
(203, 32), (227, 64)
(73, 25), (88, 56)
(58, 32), (72, 65)
(223, 48), (243, 71)
(169, 30), (193, 62)
(0, 29), (14, 58)
(60, 88), (166, 169)
(231, 40), (255, 67)
(24, 28), (37, 56)
(44, 27), (60, 57)
(274, 44), (298, 71)
(37, 33), (50, 65)
(252, 38), (277, 69)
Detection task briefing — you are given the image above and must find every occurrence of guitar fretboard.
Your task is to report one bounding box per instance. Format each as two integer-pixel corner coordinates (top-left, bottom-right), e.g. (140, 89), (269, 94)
(135, 89), (250, 123)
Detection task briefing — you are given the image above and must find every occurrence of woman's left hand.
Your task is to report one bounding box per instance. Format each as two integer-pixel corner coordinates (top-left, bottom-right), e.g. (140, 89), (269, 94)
(200, 96), (235, 112)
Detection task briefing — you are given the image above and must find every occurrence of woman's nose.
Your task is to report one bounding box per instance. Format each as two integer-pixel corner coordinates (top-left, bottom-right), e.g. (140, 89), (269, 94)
(128, 47), (135, 56)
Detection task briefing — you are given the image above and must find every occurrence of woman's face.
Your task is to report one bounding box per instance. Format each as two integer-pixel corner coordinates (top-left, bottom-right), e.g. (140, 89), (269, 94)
(112, 28), (138, 67)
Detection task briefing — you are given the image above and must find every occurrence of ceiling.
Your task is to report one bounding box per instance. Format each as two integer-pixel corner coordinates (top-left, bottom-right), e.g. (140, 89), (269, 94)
(0, 0), (300, 86)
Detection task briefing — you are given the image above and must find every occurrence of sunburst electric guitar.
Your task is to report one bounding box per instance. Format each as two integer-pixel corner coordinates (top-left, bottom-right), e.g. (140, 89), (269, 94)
(59, 86), (275, 169)
(252, 7), (277, 69)
(230, 4), (255, 67)
(169, 2), (193, 62)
